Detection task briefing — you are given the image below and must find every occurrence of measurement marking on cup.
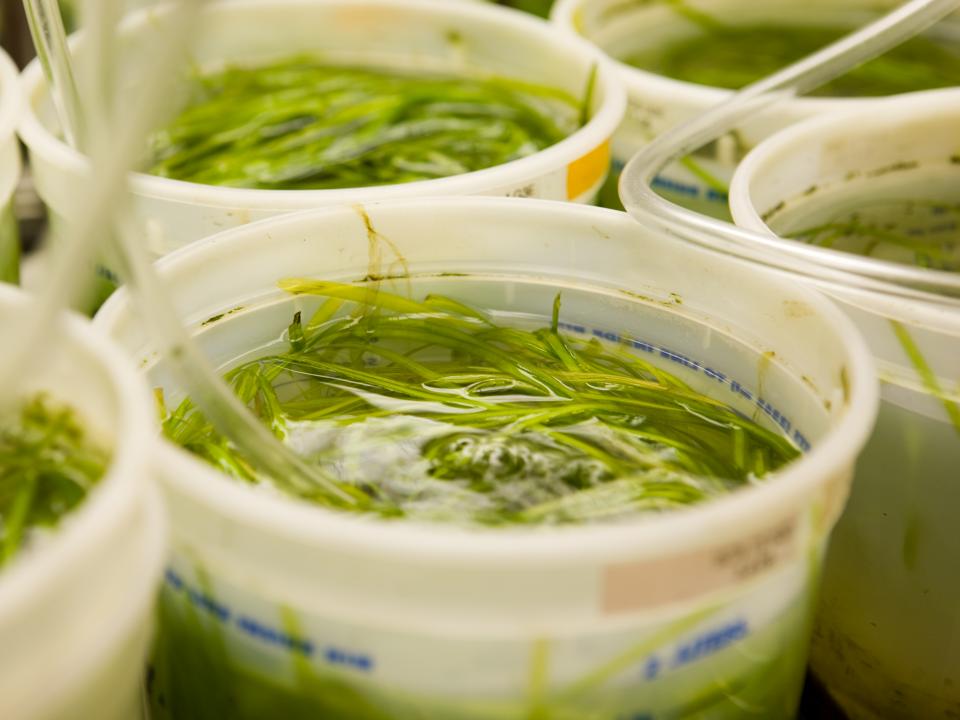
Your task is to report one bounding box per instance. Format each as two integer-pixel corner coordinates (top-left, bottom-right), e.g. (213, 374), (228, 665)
(562, 323), (811, 452)
(164, 568), (373, 670)
(673, 619), (749, 667)
(613, 617), (750, 720)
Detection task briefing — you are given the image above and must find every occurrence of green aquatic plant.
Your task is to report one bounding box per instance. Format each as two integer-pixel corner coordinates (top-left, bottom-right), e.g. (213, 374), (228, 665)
(148, 58), (581, 189)
(161, 281), (799, 525)
(0, 395), (108, 568)
(626, 23), (960, 96)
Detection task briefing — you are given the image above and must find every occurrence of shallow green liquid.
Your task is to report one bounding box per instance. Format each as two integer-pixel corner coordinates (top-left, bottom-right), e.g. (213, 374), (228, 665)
(149, 58), (580, 190)
(0, 395), (107, 568)
(162, 281), (799, 526)
(627, 24), (960, 96)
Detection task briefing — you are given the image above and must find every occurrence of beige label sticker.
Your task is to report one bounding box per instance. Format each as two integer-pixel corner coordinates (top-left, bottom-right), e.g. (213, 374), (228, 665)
(602, 514), (802, 615)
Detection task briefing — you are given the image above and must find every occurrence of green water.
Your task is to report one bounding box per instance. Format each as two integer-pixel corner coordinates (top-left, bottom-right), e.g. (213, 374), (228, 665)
(626, 24), (960, 96)
(0, 395), (108, 569)
(148, 58), (580, 190)
(161, 280), (799, 526)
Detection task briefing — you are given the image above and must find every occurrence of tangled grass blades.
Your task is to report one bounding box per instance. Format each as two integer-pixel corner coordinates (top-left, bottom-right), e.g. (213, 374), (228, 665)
(161, 281), (800, 526)
(149, 59), (582, 190)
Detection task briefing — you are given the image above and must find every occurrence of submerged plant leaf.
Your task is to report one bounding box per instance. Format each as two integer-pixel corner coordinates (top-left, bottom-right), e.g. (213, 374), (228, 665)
(163, 281), (800, 525)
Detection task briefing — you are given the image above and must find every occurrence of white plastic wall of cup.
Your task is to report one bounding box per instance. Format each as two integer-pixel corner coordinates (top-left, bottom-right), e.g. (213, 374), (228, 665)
(0, 47), (22, 284)
(729, 88), (960, 720)
(19, 0), (625, 268)
(549, 0), (960, 216)
(0, 285), (166, 720)
(94, 197), (878, 719)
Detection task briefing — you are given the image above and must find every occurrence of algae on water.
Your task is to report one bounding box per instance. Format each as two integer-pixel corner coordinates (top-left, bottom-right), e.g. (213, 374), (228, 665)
(161, 281), (799, 526)
(0, 395), (108, 568)
(626, 24), (960, 96)
(148, 58), (581, 190)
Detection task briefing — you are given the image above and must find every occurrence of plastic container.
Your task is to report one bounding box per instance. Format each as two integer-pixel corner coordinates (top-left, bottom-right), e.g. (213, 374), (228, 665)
(729, 89), (960, 719)
(0, 47), (22, 284)
(95, 197), (876, 719)
(550, 0), (960, 216)
(0, 284), (166, 720)
(19, 0), (625, 263)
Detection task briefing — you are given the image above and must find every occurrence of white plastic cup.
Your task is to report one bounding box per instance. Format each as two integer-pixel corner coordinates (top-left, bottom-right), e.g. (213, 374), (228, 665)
(95, 197), (876, 719)
(550, 0), (960, 215)
(0, 285), (166, 720)
(729, 89), (960, 720)
(19, 0), (625, 262)
(0, 47), (22, 284)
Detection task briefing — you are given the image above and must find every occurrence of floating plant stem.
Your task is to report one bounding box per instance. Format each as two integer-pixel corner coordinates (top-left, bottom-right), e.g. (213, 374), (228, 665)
(162, 281), (800, 526)
(149, 59), (581, 190)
